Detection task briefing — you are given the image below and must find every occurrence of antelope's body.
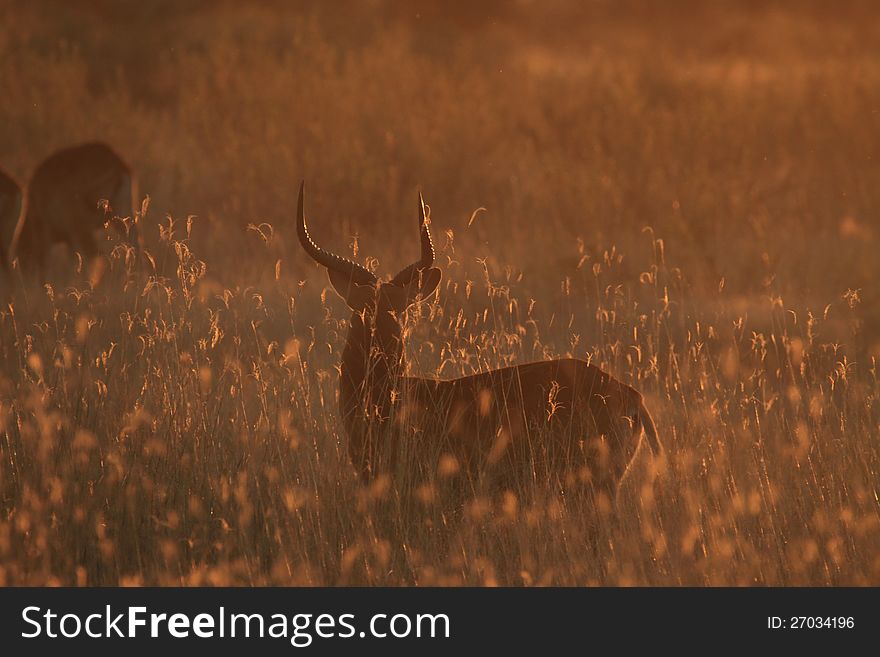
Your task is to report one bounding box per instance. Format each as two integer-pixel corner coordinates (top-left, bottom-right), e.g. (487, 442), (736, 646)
(399, 362), (658, 488)
(0, 168), (24, 272)
(297, 182), (661, 497)
(12, 142), (138, 272)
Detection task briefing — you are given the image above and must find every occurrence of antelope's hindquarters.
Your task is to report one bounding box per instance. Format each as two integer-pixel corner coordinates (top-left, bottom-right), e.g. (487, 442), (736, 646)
(107, 166), (140, 247)
(637, 400), (662, 456)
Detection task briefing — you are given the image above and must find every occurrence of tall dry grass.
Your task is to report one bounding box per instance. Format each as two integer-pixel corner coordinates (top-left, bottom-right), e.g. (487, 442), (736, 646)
(0, 1), (878, 585)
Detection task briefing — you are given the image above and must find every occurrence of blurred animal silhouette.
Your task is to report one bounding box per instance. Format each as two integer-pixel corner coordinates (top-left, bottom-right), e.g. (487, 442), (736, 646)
(11, 142), (139, 275)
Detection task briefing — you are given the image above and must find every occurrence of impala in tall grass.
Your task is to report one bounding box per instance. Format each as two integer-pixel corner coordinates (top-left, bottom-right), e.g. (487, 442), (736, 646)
(0, 167), (24, 273)
(11, 142), (139, 274)
(297, 182), (661, 500)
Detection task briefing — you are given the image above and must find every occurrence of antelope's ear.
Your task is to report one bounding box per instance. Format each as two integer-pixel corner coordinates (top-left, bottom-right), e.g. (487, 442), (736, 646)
(387, 266), (441, 311)
(327, 267), (376, 311)
(413, 267), (441, 301)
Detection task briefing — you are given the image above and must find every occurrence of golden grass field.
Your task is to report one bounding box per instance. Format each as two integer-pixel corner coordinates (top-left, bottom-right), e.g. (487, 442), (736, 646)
(1, 0), (879, 585)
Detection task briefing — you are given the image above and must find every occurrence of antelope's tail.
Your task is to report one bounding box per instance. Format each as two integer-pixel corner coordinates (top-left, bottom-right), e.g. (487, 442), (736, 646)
(638, 400), (663, 456)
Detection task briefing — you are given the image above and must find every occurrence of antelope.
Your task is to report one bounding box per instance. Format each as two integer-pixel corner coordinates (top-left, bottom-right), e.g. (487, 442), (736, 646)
(11, 142), (139, 274)
(0, 168), (24, 273)
(297, 182), (662, 501)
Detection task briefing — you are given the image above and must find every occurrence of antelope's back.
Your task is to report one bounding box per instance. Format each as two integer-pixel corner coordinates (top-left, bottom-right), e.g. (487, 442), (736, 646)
(402, 358), (641, 451)
(29, 142), (133, 217)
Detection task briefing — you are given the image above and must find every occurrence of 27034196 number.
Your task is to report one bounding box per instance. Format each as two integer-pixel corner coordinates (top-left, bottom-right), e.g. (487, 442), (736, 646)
(792, 617), (853, 629)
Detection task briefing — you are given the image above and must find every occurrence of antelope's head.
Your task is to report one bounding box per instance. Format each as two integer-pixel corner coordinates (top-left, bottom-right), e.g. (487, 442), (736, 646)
(296, 182), (442, 361)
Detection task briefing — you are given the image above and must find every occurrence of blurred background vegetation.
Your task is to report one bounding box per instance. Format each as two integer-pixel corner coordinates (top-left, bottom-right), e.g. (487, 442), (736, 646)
(3, 0), (879, 308)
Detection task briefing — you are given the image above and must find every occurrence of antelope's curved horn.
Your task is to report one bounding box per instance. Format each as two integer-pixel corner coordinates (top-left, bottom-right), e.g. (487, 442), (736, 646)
(392, 190), (435, 285)
(297, 181), (376, 286)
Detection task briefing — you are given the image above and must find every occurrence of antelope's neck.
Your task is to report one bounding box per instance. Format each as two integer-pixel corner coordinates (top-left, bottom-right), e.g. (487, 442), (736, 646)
(339, 310), (404, 430)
